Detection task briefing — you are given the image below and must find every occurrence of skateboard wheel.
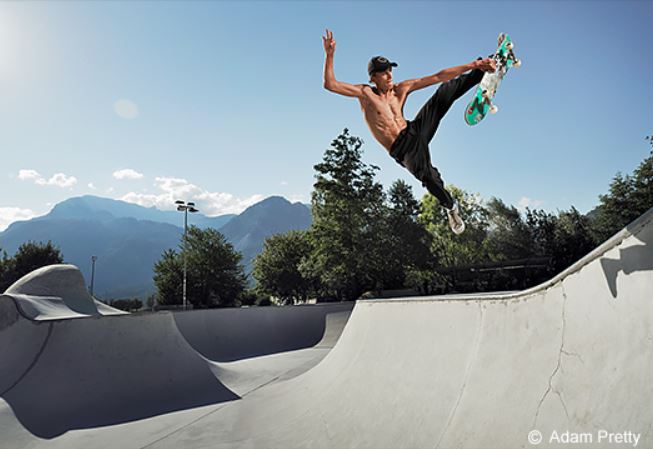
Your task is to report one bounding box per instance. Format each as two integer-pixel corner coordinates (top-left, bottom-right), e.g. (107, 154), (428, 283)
(489, 105), (499, 114)
(482, 90), (489, 99)
(514, 59), (522, 68)
(506, 42), (514, 51)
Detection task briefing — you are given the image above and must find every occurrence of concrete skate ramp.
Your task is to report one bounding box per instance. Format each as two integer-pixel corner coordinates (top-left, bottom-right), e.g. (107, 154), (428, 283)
(0, 291), (352, 443)
(0, 311), (239, 439)
(144, 207), (653, 449)
(1, 208), (652, 449)
(174, 302), (354, 361)
(2, 264), (126, 320)
(174, 303), (354, 396)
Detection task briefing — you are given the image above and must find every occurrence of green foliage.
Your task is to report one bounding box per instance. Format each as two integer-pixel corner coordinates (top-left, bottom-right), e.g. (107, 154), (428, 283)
(590, 144), (653, 243)
(303, 129), (386, 300)
(109, 298), (143, 312)
(153, 227), (247, 308)
(550, 207), (595, 273)
(153, 249), (183, 305)
(524, 208), (558, 258)
(382, 180), (432, 289)
(184, 226), (247, 308)
(418, 186), (489, 268)
(240, 288), (271, 307)
(483, 198), (533, 262)
(146, 294), (157, 310)
(253, 230), (314, 304)
(158, 131), (653, 302)
(0, 241), (64, 292)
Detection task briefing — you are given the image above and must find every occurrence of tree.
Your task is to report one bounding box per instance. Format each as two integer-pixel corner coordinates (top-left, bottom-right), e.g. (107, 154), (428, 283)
(0, 248), (9, 292)
(253, 230), (314, 304)
(418, 186), (489, 268)
(184, 226), (247, 308)
(591, 138), (653, 243)
(0, 241), (63, 292)
(153, 227), (247, 308)
(382, 180), (432, 289)
(482, 198), (534, 262)
(153, 249), (183, 306)
(590, 172), (637, 243)
(550, 207), (595, 273)
(524, 208), (557, 260)
(414, 186), (489, 293)
(303, 129), (386, 300)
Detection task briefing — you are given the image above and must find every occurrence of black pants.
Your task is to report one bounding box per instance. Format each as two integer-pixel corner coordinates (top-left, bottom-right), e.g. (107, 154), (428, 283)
(390, 68), (484, 210)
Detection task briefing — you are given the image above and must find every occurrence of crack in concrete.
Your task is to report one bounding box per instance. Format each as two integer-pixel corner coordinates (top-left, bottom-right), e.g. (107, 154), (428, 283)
(139, 374), (283, 448)
(533, 287), (569, 428)
(434, 302), (484, 449)
(554, 389), (571, 421)
(561, 349), (584, 364)
(139, 402), (233, 449)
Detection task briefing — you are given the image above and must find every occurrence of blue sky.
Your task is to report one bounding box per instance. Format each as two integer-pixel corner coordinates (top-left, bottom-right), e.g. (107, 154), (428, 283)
(1, 1), (652, 230)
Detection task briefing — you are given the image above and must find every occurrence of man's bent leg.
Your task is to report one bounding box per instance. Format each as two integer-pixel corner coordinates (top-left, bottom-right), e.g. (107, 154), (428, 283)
(401, 144), (455, 210)
(414, 68), (484, 143)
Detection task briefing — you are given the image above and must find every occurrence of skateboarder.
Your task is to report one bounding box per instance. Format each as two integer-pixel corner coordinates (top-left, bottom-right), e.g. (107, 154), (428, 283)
(322, 29), (496, 234)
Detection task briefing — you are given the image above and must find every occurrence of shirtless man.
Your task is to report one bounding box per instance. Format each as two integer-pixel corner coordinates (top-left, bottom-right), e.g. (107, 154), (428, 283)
(322, 29), (496, 234)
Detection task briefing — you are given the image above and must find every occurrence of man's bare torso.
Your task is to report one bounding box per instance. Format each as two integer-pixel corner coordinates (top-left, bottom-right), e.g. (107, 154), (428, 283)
(358, 85), (409, 152)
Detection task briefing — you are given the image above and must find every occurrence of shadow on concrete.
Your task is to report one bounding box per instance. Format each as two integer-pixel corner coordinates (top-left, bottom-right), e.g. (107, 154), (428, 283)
(2, 373), (239, 439)
(0, 312), (241, 439)
(600, 218), (653, 298)
(174, 303), (354, 362)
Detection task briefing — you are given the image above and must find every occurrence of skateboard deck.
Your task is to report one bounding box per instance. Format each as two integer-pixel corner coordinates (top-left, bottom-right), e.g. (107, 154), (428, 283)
(464, 33), (521, 126)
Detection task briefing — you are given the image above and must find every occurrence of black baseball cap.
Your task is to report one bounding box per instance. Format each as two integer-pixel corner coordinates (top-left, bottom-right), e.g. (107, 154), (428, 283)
(367, 56), (398, 76)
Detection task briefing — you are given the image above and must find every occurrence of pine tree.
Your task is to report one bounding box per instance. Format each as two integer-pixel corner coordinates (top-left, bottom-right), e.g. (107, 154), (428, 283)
(303, 129), (385, 300)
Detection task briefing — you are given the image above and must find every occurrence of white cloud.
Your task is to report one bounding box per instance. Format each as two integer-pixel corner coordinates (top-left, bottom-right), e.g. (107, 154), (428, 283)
(280, 181), (289, 186)
(18, 169), (77, 188)
(120, 176), (264, 216)
(114, 99), (139, 119)
(88, 182), (97, 190)
(44, 173), (77, 188)
(113, 168), (144, 180)
(0, 207), (36, 231)
(517, 196), (544, 211)
(18, 169), (41, 181)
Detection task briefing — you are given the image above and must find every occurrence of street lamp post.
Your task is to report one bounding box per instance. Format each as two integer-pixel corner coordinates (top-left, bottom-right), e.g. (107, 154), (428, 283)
(90, 255), (97, 297)
(175, 200), (199, 310)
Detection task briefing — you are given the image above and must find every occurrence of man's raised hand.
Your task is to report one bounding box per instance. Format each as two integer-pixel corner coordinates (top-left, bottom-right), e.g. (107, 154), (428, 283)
(323, 29), (336, 56)
(477, 58), (496, 73)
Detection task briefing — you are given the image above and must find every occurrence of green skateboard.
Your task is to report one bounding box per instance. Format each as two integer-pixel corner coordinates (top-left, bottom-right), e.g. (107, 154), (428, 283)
(464, 33), (521, 126)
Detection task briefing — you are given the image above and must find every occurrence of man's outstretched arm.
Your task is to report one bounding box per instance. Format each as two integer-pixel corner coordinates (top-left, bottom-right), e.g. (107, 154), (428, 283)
(397, 58), (496, 94)
(322, 29), (365, 98)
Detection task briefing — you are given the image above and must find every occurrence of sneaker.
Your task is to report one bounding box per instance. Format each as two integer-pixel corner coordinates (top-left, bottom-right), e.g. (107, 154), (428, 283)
(447, 203), (466, 235)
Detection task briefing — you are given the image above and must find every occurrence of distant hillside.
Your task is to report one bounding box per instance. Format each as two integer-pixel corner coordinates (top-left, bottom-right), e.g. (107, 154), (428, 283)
(220, 196), (312, 273)
(41, 195), (235, 229)
(0, 216), (182, 299)
(0, 195), (311, 299)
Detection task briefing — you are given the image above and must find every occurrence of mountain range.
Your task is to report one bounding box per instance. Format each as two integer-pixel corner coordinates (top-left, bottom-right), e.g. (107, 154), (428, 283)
(0, 195), (311, 299)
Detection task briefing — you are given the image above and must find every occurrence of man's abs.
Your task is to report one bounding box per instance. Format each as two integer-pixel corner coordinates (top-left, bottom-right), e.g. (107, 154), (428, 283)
(359, 93), (407, 151)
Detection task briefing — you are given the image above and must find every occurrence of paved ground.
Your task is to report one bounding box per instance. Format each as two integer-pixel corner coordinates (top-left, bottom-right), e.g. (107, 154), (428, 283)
(1, 208), (651, 449)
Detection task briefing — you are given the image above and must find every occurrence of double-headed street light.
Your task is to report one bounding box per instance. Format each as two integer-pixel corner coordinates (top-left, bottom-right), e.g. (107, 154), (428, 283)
(175, 200), (199, 310)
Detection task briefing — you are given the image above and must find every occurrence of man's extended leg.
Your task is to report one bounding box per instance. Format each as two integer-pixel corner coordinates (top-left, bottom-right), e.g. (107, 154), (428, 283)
(414, 68), (484, 143)
(391, 130), (466, 234)
(402, 150), (465, 234)
(400, 139), (454, 209)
